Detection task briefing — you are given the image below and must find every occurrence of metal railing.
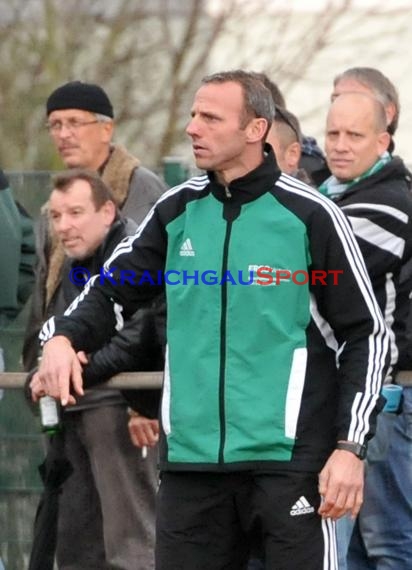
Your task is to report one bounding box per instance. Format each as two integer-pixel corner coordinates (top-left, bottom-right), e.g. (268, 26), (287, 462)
(0, 371), (163, 390)
(394, 370), (412, 386)
(2, 370), (411, 389)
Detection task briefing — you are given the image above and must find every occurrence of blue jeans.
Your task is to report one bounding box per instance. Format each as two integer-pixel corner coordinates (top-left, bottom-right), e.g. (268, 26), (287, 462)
(336, 514), (355, 570)
(346, 387), (412, 570)
(336, 408), (397, 570)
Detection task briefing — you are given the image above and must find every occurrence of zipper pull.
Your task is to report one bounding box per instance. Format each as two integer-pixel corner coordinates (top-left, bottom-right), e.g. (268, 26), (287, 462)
(224, 186), (232, 198)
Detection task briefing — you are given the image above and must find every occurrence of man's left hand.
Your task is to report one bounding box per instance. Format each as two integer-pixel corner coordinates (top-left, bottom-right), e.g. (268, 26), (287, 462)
(318, 449), (365, 520)
(29, 371), (46, 402)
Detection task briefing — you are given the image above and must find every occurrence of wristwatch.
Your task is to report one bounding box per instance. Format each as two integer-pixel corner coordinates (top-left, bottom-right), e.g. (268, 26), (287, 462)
(336, 441), (367, 460)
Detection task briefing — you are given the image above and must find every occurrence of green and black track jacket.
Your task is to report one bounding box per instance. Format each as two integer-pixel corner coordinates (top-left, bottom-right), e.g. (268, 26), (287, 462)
(41, 148), (390, 473)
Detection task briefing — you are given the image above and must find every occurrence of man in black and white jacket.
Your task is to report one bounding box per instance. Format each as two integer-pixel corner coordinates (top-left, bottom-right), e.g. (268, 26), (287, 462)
(321, 89), (412, 570)
(28, 170), (163, 570)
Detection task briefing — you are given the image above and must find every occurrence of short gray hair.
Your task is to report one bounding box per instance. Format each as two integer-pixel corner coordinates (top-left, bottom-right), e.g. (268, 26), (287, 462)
(333, 67), (400, 135)
(94, 113), (113, 123)
(201, 70), (275, 136)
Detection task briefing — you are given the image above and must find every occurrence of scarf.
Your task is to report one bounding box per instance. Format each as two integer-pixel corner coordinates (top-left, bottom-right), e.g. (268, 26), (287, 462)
(319, 152), (391, 199)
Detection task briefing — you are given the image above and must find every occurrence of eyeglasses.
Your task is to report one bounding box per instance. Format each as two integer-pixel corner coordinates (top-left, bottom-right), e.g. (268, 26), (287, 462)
(45, 119), (99, 134)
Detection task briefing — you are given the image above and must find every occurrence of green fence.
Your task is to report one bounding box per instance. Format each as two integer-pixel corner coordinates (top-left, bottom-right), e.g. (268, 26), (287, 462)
(0, 171), (52, 570)
(162, 156), (190, 188)
(0, 162), (191, 568)
(0, 332), (45, 570)
(7, 171), (52, 219)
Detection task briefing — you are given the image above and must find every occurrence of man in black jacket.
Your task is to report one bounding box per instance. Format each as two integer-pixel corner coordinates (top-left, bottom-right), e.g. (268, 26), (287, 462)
(29, 170), (163, 569)
(320, 93), (412, 362)
(321, 90), (412, 570)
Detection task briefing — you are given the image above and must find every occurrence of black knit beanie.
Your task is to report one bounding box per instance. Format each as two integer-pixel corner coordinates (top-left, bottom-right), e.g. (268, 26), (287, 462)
(46, 81), (114, 118)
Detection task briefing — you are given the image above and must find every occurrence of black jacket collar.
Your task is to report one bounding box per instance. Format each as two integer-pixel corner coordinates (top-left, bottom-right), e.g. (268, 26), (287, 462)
(71, 216), (136, 274)
(334, 156), (411, 202)
(207, 144), (281, 205)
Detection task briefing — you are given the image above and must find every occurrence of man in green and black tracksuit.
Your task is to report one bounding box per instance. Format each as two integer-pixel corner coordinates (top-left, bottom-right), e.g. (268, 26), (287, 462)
(38, 71), (390, 570)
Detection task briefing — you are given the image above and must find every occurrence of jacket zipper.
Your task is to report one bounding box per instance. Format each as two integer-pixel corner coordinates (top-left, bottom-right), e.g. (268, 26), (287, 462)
(218, 220), (232, 463)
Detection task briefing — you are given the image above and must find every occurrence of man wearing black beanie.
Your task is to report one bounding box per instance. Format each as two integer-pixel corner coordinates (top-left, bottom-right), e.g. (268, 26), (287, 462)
(23, 80), (166, 570)
(46, 81), (114, 119)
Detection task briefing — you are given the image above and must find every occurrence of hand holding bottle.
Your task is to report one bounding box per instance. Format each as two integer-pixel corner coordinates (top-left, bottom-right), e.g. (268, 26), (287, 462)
(29, 371), (46, 402)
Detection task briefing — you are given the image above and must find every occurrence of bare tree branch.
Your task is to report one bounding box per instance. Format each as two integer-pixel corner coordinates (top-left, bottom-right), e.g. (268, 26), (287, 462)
(0, 0), (411, 172)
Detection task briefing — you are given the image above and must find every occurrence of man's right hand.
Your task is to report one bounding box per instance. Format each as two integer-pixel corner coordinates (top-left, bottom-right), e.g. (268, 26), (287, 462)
(38, 336), (84, 406)
(128, 414), (159, 449)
